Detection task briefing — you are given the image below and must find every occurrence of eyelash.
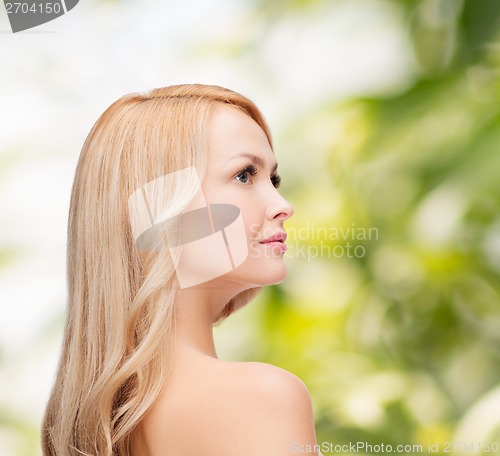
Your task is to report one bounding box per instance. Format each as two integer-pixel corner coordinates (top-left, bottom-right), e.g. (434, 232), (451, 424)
(235, 164), (281, 188)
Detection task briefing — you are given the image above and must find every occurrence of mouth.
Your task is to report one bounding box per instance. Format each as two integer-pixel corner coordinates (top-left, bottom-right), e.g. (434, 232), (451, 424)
(259, 232), (288, 252)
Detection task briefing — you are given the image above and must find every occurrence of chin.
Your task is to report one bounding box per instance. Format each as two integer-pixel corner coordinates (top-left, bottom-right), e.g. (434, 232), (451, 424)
(228, 260), (288, 287)
(261, 265), (288, 285)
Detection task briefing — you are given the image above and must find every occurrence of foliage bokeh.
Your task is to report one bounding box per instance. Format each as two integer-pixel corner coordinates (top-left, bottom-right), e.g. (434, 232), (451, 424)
(217, 0), (500, 454)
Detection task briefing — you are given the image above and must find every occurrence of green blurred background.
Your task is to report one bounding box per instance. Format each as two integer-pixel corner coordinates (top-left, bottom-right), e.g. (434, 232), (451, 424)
(1, 0), (499, 454)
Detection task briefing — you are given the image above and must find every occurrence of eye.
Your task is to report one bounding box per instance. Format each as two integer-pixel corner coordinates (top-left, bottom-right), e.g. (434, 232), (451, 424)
(235, 164), (258, 184)
(271, 174), (281, 189)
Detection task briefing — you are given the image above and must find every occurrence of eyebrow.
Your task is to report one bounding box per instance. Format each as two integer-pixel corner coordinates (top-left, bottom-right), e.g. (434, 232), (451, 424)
(227, 152), (278, 173)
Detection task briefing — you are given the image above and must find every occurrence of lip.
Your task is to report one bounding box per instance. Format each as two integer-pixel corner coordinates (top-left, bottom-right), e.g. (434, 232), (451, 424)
(259, 232), (287, 243)
(259, 232), (288, 253)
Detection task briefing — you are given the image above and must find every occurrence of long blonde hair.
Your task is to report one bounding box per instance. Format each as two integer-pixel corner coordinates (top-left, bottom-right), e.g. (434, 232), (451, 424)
(42, 84), (271, 455)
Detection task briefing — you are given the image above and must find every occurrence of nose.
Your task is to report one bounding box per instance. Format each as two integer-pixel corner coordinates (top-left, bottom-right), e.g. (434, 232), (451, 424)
(267, 189), (294, 222)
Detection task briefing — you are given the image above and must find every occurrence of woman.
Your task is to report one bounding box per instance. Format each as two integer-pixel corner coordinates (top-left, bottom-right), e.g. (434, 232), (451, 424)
(42, 84), (322, 456)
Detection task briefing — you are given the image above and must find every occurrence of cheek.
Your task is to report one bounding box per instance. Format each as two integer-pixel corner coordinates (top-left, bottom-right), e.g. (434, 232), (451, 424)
(202, 182), (240, 206)
(201, 185), (263, 240)
(238, 205), (262, 241)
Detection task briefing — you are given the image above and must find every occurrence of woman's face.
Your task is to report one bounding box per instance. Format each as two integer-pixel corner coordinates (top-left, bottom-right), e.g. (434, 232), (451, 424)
(197, 103), (294, 288)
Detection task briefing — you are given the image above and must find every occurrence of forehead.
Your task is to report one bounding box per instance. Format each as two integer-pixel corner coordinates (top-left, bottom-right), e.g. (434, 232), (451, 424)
(207, 104), (274, 163)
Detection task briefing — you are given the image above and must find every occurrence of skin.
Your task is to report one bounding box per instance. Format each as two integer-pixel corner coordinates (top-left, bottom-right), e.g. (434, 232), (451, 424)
(134, 105), (322, 456)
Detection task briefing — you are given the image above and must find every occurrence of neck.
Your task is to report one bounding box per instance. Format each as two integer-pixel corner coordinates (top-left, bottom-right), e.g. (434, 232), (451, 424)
(172, 283), (243, 359)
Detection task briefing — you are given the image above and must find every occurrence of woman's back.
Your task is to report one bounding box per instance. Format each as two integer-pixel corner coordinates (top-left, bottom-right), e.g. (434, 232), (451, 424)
(134, 348), (320, 456)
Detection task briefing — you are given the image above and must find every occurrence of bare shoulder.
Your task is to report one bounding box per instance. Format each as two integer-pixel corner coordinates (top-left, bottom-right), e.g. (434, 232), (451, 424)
(222, 361), (313, 411)
(142, 359), (319, 456)
(208, 361), (319, 455)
